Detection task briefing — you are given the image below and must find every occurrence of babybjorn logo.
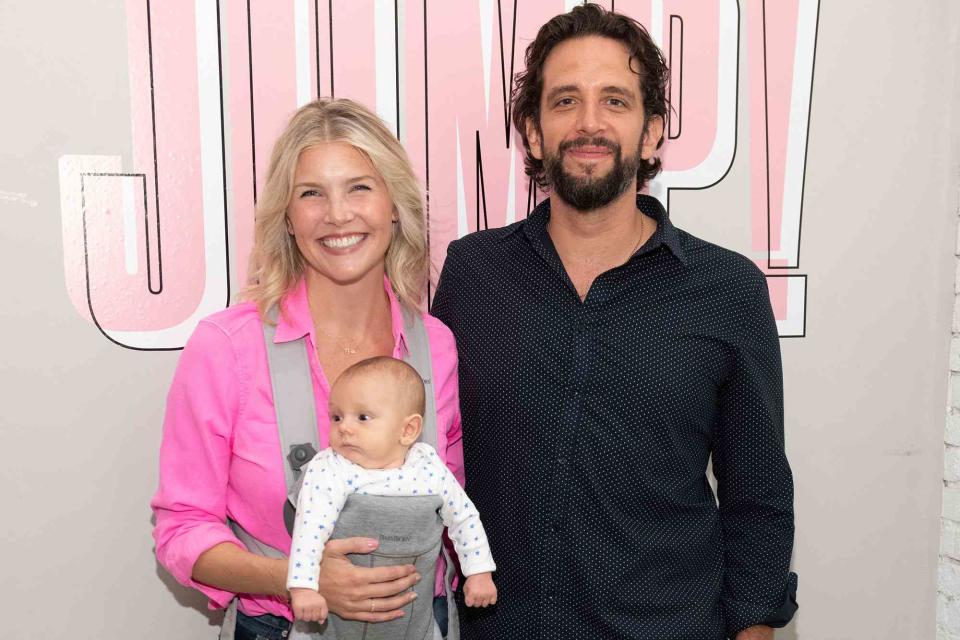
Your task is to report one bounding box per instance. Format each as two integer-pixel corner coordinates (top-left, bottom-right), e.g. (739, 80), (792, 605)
(380, 534), (412, 543)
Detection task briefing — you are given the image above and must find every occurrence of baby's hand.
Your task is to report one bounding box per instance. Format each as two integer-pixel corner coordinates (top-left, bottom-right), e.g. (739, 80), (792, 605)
(464, 572), (497, 607)
(290, 587), (329, 623)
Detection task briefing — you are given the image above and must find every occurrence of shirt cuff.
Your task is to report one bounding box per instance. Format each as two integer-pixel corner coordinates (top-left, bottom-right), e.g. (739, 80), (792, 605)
(459, 559), (497, 576)
(158, 523), (246, 610)
(723, 571), (798, 636)
(287, 577), (320, 591)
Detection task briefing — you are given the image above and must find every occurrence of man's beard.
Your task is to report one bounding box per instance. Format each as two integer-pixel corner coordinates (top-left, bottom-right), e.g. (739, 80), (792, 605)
(543, 137), (641, 212)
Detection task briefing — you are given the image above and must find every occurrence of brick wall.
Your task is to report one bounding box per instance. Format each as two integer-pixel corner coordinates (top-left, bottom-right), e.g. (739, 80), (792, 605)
(939, 190), (960, 639)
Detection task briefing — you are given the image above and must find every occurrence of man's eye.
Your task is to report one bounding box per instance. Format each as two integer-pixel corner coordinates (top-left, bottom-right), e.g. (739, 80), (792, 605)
(555, 97), (575, 107)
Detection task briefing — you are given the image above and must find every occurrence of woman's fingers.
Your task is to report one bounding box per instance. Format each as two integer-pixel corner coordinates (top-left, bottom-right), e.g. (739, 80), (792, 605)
(322, 536), (379, 558)
(318, 538), (420, 622)
(363, 570), (422, 598)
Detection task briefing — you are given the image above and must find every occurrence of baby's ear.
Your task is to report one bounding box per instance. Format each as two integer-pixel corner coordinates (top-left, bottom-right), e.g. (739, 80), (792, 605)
(400, 413), (423, 445)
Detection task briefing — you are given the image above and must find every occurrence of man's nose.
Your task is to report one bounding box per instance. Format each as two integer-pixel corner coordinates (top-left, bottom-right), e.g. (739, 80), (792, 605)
(576, 100), (604, 135)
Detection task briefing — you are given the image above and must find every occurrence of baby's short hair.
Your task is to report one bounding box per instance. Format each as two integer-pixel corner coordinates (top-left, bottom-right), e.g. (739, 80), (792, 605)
(336, 356), (426, 416)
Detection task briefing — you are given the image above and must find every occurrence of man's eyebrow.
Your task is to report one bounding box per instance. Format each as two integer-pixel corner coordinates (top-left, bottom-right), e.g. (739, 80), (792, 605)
(544, 84), (637, 102)
(601, 85), (637, 99)
(544, 84), (581, 102)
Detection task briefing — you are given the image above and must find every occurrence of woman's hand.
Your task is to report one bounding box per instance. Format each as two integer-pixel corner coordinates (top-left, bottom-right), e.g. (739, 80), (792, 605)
(317, 537), (421, 622)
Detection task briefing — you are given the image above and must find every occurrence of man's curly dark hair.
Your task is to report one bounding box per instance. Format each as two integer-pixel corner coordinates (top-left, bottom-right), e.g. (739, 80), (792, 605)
(511, 3), (670, 192)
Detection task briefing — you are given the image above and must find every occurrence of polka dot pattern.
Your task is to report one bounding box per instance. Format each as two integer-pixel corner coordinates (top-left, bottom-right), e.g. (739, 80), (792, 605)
(431, 195), (797, 639)
(287, 443), (495, 591)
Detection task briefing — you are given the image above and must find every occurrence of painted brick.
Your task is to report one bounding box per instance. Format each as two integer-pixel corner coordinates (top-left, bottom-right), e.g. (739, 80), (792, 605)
(944, 520), (960, 561)
(937, 626), (960, 640)
(947, 413), (960, 447)
(943, 487), (960, 522)
(947, 448), (960, 483)
(951, 375), (960, 411)
(940, 592), (949, 630)
(943, 594), (960, 636)
(952, 338), (960, 372)
(954, 294), (960, 332)
(942, 560), (960, 595)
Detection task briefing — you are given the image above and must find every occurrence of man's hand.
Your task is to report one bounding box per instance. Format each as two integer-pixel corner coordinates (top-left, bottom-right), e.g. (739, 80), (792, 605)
(290, 588), (328, 623)
(463, 572), (497, 607)
(735, 625), (774, 640)
(317, 537), (420, 622)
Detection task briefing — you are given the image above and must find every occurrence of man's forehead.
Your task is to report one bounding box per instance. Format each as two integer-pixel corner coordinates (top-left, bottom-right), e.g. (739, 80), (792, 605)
(540, 36), (640, 93)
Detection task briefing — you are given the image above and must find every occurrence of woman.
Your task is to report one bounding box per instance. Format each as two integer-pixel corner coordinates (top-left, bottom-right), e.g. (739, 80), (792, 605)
(152, 99), (463, 639)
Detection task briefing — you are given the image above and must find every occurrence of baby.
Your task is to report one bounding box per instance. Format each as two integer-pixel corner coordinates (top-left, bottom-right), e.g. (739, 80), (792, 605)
(287, 356), (498, 625)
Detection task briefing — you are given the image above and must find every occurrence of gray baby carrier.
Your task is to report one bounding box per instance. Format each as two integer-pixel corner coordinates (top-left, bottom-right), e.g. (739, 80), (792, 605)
(219, 308), (459, 640)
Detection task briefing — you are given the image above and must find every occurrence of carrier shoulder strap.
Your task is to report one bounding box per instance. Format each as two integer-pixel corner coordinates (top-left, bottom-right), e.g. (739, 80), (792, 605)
(400, 307), (437, 449)
(262, 305), (438, 528)
(263, 308), (321, 497)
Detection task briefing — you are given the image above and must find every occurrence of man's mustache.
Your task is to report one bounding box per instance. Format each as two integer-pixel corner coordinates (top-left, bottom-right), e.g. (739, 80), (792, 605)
(558, 137), (620, 153)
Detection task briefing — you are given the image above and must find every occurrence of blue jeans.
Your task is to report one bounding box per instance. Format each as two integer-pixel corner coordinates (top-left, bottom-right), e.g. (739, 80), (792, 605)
(234, 611), (291, 640)
(433, 595), (448, 638)
(235, 601), (446, 639)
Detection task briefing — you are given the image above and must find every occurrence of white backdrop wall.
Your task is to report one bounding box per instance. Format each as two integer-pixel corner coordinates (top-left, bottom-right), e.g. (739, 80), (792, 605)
(1, 1), (959, 638)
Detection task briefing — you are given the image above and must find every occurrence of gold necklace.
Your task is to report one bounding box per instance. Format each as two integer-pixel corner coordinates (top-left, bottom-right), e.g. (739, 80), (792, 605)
(627, 213), (647, 260)
(315, 326), (362, 356)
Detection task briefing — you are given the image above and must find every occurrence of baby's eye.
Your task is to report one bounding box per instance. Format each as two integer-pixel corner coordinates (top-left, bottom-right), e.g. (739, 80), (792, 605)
(358, 414), (372, 422)
(331, 414), (342, 423)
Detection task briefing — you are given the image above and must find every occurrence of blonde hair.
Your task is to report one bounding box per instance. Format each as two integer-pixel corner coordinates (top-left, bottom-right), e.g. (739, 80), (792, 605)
(241, 99), (428, 317)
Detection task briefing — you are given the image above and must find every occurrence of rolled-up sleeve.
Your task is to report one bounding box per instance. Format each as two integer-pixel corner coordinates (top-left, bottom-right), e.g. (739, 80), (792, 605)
(425, 314), (465, 487)
(151, 321), (247, 609)
(714, 275), (798, 636)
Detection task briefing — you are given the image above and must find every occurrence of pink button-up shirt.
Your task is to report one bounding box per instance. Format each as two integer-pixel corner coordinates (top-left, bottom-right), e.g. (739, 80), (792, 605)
(151, 277), (463, 619)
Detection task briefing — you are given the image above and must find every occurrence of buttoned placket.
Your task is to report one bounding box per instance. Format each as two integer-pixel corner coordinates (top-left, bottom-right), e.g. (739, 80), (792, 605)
(521, 203), (684, 636)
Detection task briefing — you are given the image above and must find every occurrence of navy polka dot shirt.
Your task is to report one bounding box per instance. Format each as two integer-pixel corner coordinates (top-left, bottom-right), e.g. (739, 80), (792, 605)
(431, 195), (797, 639)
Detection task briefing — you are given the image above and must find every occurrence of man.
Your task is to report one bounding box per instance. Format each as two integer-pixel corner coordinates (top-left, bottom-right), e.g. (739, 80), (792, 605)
(431, 4), (797, 640)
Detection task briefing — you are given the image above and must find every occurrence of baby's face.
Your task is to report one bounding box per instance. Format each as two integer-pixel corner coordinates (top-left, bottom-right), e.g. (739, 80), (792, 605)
(328, 373), (414, 469)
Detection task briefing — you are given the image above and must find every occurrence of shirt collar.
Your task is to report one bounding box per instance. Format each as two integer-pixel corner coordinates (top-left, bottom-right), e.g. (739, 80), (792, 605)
(523, 193), (689, 266)
(274, 276), (409, 355)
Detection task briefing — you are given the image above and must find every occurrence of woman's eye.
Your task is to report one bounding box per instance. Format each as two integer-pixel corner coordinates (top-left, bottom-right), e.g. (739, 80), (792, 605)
(300, 189), (321, 198)
(350, 184), (372, 192)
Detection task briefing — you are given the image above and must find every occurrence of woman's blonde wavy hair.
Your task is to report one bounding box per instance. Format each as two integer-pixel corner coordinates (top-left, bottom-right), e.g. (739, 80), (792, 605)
(241, 99), (428, 318)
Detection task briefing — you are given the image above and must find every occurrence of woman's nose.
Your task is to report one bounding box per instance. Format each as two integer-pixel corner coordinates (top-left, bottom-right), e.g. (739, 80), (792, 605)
(324, 194), (355, 225)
